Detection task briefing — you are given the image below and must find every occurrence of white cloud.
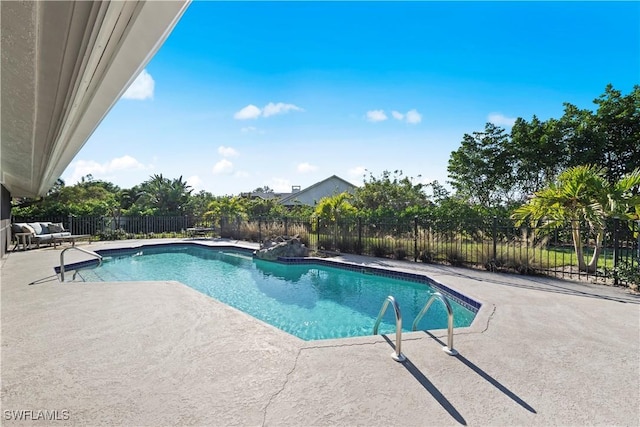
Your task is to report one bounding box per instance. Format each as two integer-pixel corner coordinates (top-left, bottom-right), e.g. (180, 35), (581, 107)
(348, 166), (367, 177)
(297, 162), (318, 173)
(262, 102), (304, 117)
(108, 155), (147, 171)
(405, 109), (422, 124)
(366, 110), (388, 122)
(234, 104), (262, 120)
(269, 178), (292, 193)
(122, 69), (154, 100)
(391, 111), (404, 120)
(488, 112), (517, 127)
(66, 155), (148, 183)
(234, 102), (304, 120)
(234, 171), (250, 178)
(186, 175), (204, 191)
(240, 126), (266, 134)
(212, 159), (234, 174)
(218, 146), (239, 157)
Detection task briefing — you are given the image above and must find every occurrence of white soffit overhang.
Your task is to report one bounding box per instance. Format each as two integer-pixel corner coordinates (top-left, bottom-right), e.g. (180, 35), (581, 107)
(1, 0), (190, 197)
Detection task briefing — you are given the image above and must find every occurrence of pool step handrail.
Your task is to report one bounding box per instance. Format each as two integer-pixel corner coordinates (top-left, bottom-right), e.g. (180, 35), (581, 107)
(412, 292), (458, 356)
(59, 246), (103, 282)
(373, 296), (406, 362)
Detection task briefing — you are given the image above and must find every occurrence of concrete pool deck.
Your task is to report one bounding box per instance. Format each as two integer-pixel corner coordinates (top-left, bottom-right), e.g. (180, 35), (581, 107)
(1, 239), (638, 426)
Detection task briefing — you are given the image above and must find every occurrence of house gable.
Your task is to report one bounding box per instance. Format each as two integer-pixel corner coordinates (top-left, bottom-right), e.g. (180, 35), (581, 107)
(280, 175), (357, 206)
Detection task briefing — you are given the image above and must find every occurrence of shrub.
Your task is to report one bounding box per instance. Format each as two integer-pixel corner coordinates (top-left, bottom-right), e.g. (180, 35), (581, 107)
(96, 228), (128, 241)
(394, 247), (407, 260)
(613, 258), (640, 289)
(418, 250), (434, 263)
(337, 239), (355, 253)
(446, 248), (465, 266)
(371, 244), (389, 258)
(318, 238), (334, 251)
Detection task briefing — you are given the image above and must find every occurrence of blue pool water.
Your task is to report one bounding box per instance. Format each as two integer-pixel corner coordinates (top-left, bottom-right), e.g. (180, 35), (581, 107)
(78, 245), (477, 340)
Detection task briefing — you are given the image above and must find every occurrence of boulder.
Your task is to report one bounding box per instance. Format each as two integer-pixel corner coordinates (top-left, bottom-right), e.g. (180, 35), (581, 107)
(254, 235), (309, 260)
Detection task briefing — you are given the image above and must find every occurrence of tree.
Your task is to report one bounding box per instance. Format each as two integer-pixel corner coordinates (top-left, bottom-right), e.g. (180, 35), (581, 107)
(313, 192), (358, 223)
(354, 170), (429, 219)
(12, 178), (119, 218)
(447, 85), (639, 205)
(251, 186), (274, 193)
(133, 174), (192, 215)
(185, 190), (216, 219)
(245, 197), (286, 220)
(512, 165), (640, 272)
(204, 196), (247, 225)
(314, 192), (358, 248)
(46, 178), (66, 197)
(447, 123), (515, 206)
(590, 84), (640, 184)
(509, 116), (566, 196)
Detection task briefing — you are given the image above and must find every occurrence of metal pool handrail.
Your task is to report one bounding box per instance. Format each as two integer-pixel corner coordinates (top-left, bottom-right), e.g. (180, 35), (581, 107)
(59, 246), (103, 282)
(412, 292), (458, 356)
(373, 295), (406, 362)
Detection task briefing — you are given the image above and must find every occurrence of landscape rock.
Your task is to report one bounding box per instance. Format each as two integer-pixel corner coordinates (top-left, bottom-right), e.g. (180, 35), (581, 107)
(254, 235), (309, 260)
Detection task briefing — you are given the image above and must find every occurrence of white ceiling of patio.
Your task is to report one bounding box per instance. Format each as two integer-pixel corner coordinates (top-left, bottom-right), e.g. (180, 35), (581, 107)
(1, 0), (190, 197)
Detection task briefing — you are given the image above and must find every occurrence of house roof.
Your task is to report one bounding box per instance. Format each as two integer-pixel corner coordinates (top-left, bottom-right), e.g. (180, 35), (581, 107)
(279, 175), (357, 205)
(240, 191), (289, 200)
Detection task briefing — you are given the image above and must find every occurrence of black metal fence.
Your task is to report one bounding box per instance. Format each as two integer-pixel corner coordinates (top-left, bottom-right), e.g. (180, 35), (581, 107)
(12, 214), (639, 286)
(13, 215), (194, 237)
(312, 216), (639, 286)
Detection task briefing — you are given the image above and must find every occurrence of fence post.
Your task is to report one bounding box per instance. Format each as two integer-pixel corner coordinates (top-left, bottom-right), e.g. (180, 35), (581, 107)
(637, 220), (640, 266)
(414, 216), (418, 262)
(613, 217), (620, 286)
(68, 214), (73, 234)
(492, 216), (498, 262)
(357, 216), (362, 255)
(316, 217), (320, 251)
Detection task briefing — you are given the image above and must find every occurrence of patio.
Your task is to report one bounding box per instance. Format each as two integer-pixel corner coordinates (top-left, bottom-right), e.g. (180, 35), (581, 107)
(1, 239), (638, 426)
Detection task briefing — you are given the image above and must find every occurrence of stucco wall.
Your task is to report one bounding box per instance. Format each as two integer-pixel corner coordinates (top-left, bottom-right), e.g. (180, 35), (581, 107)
(1, 185), (11, 257)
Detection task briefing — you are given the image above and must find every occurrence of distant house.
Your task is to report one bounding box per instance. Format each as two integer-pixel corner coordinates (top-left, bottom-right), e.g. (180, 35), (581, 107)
(241, 175), (357, 207)
(280, 175), (357, 207)
(240, 190), (290, 201)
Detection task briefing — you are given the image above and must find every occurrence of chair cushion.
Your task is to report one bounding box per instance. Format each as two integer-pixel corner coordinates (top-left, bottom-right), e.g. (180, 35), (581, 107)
(28, 222), (43, 235)
(33, 234), (53, 241)
(11, 223), (24, 234)
(21, 224), (36, 235)
(51, 232), (71, 238)
(49, 223), (65, 233)
(40, 223), (50, 234)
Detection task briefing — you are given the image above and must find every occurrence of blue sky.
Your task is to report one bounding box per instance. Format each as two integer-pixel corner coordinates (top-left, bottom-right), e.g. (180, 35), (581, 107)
(62, 1), (640, 195)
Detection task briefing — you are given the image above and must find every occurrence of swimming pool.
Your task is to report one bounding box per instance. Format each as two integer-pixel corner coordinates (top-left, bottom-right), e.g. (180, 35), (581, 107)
(74, 244), (478, 341)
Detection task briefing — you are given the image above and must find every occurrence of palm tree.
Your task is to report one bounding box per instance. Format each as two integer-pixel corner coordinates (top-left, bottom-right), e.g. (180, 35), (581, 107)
(512, 165), (640, 273)
(314, 193), (358, 248)
(137, 174), (192, 215)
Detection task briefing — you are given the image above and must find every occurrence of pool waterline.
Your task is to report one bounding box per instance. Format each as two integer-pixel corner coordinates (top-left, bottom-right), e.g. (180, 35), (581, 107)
(66, 243), (480, 341)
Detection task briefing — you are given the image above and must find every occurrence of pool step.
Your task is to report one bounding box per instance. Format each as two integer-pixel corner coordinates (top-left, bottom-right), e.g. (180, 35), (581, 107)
(76, 267), (124, 282)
